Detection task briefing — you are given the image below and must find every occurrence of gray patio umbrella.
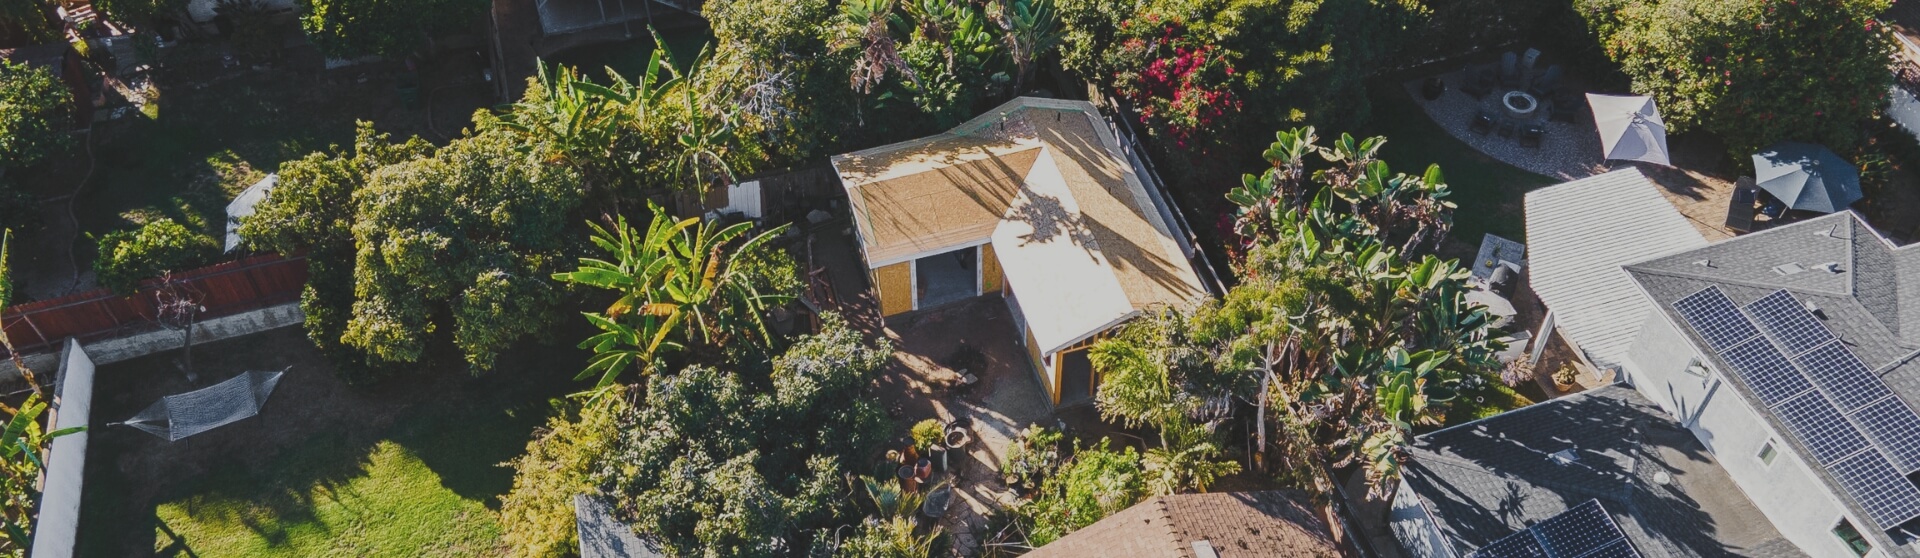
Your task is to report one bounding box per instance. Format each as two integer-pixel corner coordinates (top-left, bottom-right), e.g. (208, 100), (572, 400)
(1751, 142), (1862, 214)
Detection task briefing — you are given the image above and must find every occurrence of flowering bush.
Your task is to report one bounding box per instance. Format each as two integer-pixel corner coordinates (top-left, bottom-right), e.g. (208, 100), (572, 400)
(1112, 19), (1242, 147)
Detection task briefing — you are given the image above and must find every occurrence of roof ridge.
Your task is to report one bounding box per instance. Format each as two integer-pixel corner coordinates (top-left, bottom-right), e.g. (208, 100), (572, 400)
(1151, 495), (1188, 557)
(1620, 265), (1850, 298)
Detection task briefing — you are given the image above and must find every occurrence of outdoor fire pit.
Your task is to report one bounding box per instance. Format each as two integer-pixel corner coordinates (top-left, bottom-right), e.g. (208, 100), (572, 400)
(1503, 91), (1538, 120)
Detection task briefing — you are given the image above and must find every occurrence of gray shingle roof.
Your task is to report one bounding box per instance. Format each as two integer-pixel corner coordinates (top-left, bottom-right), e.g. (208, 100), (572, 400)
(1622, 212), (1920, 557)
(1402, 385), (1803, 558)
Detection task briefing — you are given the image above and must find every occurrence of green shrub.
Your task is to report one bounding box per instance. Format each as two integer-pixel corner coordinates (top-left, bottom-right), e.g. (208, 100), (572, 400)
(498, 395), (629, 558)
(1014, 438), (1146, 547)
(0, 59), (72, 170)
(93, 218), (220, 294)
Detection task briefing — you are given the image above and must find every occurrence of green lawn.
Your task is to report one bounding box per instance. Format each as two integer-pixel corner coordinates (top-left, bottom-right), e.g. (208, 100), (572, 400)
(153, 441), (503, 557)
(1357, 82), (1559, 258)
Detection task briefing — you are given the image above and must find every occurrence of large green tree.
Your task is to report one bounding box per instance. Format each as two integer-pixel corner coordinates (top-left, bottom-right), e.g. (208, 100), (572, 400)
(596, 315), (893, 557)
(1577, 0), (1894, 155)
(828, 0), (1061, 128)
(0, 60), (71, 170)
(241, 123), (581, 377)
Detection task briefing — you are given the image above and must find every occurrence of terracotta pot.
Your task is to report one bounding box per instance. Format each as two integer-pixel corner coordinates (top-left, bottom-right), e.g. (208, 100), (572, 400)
(915, 458), (933, 480)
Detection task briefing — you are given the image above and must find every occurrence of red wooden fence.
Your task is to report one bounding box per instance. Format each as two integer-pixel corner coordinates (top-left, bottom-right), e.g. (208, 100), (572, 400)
(1, 254), (309, 353)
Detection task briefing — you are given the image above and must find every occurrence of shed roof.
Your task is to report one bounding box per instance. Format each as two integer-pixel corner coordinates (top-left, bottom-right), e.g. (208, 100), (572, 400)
(1525, 168), (1708, 369)
(833, 98), (1206, 349)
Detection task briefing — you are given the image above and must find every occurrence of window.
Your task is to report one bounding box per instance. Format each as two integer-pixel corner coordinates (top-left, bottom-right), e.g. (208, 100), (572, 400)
(1682, 357), (1711, 379)
(1756, 441), (1778, 467)
(1834, 518), (1873, 557)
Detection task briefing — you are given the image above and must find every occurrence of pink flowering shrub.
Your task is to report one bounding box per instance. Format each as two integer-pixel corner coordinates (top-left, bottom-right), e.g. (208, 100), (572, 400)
(1111, 19), (1242, 147)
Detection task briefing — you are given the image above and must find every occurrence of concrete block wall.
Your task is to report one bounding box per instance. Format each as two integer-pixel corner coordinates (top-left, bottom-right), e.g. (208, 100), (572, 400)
(0, 302), (304, 388)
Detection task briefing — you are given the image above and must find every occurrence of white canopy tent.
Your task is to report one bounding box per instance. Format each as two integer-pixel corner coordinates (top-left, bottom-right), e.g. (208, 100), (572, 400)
(1587, 93), (1671, 166)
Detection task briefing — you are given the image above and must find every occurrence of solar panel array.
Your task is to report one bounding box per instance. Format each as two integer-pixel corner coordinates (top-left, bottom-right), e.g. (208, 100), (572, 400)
(1468, 500), (1638, 558)
(1671, 286), (1920, 529)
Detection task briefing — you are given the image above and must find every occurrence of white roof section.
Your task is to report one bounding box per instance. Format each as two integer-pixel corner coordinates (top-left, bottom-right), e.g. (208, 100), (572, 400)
(1525, 168), (1707, 369)
(225, 174), (277, 252)
(992, 150), (1138, 355)
(1587, 94), (1671, 166)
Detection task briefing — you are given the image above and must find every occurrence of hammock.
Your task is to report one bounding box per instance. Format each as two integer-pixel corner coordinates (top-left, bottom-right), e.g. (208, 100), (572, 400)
(114, 369), (285, 442)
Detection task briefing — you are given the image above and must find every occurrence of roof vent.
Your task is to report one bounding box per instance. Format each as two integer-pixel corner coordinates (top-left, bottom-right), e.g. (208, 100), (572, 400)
(1652, 471), (1672, 485)
(1549, 449), (1579, 466)
(1772, 263), (1807, 275)
(1693, 259), (1713, 268)
(1818, 262), (1843, 273)
(1193, 541), (1221, 558)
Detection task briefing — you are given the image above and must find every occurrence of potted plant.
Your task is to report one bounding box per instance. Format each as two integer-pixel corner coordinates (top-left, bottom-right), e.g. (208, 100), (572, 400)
(912, 419), (946, 471)
(1553, 364), (1580, 393)
(944, 418), (972, 451)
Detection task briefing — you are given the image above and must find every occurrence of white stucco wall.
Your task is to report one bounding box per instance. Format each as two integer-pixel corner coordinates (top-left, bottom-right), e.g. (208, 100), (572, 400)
(1625, 313), (1874, 558)
(1388, 481), (1456, 558)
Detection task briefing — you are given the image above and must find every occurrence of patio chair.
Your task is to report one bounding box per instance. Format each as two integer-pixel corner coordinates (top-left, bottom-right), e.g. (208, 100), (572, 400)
(1500, 52), (1521, 89)
(1726, 177), (1758, 234)
(1470, 111), (1496, 135)
(1519, 124), (1545, 148)
(1498, 118), (1520, 138)
(1550, 94), (1581, 122)
(1460, 65), (1492, 98)
(1529, 65), (1563, 97)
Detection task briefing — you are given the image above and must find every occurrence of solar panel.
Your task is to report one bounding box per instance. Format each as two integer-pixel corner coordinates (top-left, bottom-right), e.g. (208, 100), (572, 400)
(1470, 528), (1548, 558)
(1673, 287), (1761, 350)
(1533, 500), (1620, 558)
(1744, 290), (1835, 355)
(1829, 450), (1920, 529)
(1851, 397), (1920, 473)
(1795, 341), (1893, 412)
(1468, 500), (1640, 558)
(1774, 390), (1871, 464)
(1719, 337), (1815, 405)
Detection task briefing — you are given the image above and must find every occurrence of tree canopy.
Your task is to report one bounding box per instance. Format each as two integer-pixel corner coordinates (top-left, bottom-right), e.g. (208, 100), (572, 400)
(1576, 0), (1894, 155)
(92, 218), (221, 294)
(0, 59), (71, 170)
(595, 315), (893, 556)
(1057, 0), (1427, 146)
(241, 122), (581, 377)
(297, 0), (482, 59)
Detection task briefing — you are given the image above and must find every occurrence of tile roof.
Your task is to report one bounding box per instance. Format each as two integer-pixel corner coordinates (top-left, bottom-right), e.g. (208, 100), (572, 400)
(1025, 490), (1344, 558)
(1524, 168), (1710, 370)
(1401, 385), (1803, 558)
(1622, 212), (1920, 556)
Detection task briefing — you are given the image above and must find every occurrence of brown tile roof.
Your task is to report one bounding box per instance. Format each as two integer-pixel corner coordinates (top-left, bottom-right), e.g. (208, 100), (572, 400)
(1025, 491), (1344, 558)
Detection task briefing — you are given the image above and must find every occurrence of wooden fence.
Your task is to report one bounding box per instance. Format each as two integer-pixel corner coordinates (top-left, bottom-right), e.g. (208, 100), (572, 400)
(1, 254), (308, 353)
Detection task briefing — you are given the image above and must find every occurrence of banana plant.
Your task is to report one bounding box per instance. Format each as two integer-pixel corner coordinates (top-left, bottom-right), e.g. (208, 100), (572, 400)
(0, 231), (38, 395)
(554, 202), (792, 387)
(0, 393), (82, 554)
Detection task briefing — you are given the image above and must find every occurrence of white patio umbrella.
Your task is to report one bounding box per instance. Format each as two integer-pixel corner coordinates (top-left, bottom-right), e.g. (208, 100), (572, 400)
(1587, 93), (1671, 166)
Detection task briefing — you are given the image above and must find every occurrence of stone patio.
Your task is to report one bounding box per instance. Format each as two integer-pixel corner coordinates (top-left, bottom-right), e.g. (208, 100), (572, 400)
(1403, 71), (1606, 180)
(873, 299), (1055, 556)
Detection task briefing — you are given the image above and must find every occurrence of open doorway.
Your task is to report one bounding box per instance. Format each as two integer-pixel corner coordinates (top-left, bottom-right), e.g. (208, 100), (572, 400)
(915, 246), (979, 309)
(1059, 348), (1094, 406)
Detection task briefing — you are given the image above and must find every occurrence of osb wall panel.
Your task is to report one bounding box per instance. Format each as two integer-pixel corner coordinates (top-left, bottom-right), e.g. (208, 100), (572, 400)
(876, 262), (914, 316)
(1025, 328), (1055, 403)
(980, 244), (1002, 295)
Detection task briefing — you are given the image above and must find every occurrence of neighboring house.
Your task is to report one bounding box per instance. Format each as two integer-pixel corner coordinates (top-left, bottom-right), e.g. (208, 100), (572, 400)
(1524, 168), (1709, 376)
(1390, 384), (1804, 558)
(1025, 490), (1346, 558)
(831, 97), (1209, 406)
(1618, 211), (1920, 558)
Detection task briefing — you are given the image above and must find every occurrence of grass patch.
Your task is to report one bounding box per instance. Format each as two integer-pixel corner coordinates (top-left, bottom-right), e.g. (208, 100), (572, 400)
(154, 440), (503, 557)
(1356, 82), (1558, 257)
(1439, 378), (1541, 427)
